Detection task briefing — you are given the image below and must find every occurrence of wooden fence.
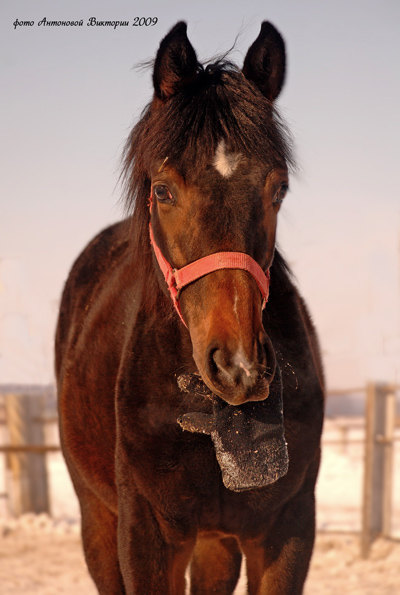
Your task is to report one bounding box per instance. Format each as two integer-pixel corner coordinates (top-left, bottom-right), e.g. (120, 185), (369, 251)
(0, 392), (58, 516)
(361, 382), (398, 557)
(0, 383), (399, 558)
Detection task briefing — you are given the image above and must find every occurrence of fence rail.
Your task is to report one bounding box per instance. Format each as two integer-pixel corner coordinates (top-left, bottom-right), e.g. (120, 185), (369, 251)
(0, 445), (60, 454)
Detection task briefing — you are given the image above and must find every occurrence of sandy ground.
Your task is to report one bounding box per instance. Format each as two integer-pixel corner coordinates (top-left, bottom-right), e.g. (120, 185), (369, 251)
(0, 515), (399, 594)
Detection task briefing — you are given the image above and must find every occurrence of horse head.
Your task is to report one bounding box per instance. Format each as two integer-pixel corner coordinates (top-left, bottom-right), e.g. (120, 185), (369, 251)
(126, 22), (293, 406)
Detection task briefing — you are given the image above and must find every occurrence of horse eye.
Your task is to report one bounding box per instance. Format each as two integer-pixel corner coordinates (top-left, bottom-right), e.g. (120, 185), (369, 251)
(153, 184), (174, 204)
(273, 183), (288, 205)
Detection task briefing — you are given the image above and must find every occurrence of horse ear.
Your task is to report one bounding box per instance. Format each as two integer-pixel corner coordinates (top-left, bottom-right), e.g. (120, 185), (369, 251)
(153, 21), (198, 100)
(242, 22), (286, 101)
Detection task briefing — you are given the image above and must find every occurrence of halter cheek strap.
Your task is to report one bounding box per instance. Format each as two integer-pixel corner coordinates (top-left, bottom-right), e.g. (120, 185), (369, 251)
(148, 191), (270, 327)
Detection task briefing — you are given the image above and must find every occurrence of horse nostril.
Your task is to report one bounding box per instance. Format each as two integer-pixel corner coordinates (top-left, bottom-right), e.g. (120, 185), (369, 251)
(210, 348), (231, 379)
(207, 345), (236, 387)
(257, 334), (268, 369)
(208, 346), (220, 378)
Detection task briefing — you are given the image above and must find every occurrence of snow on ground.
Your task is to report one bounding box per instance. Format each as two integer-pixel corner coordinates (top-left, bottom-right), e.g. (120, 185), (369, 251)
(1, 516), (399, 594)
(0, 515), (94, 594)
(0, 416), (399, 593)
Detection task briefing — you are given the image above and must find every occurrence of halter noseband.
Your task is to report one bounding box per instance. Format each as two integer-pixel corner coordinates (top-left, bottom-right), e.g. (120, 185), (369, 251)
(148, 190), (270, 327)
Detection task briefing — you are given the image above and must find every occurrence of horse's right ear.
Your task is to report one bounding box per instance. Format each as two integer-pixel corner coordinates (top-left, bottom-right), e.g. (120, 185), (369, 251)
(242, 22), (286, 101)
(153, 22), (198, 100)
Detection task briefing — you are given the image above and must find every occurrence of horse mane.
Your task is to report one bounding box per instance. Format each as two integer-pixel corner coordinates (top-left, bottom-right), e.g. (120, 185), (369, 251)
(120, 59), (295, 318)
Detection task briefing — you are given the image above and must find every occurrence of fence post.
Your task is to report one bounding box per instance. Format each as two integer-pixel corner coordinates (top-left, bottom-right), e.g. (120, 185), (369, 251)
(361, 382), (396, 558)
(5, 393), (50, 516)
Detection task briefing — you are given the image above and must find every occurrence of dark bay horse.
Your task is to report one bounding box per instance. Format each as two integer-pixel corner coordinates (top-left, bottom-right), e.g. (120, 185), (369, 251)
(56, 21), (324, 594)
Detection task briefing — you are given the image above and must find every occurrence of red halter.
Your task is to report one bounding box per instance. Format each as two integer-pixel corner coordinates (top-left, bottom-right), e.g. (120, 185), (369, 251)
(149, 190), (270, 327)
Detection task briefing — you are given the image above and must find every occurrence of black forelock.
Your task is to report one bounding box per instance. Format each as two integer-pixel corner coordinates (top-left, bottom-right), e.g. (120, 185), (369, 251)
(122, 60), (295, 214)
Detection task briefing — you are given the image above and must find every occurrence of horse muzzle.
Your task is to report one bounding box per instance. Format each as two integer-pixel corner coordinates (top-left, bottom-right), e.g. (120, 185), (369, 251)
(194, 328), (276, 406)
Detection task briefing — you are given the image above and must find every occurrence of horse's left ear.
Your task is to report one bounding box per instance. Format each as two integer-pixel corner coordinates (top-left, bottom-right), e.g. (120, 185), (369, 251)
(242, 22), (286, 101)
(153, 21), (199, 100)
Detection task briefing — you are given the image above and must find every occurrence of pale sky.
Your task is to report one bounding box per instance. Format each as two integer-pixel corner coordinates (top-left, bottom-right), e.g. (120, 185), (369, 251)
(1, 0), (399, 389)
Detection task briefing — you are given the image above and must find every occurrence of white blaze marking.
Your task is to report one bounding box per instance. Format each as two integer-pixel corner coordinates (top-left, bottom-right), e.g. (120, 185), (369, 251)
(213, 140), (241, 178)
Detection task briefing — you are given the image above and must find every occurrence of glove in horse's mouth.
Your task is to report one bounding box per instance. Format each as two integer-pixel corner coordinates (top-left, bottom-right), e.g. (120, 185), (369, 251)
(177, 368), (289, 492)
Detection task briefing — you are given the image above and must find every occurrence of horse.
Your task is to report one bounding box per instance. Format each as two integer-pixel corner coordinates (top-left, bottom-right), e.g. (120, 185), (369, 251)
(56, 21), (324, 594)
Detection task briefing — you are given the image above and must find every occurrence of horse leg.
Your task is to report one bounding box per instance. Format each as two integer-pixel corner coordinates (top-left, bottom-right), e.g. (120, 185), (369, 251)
(78, 486), (124, 594)
(241, 492), (316, 595)
(117, 492), (195, 594)
(190, 535), (242, 594)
